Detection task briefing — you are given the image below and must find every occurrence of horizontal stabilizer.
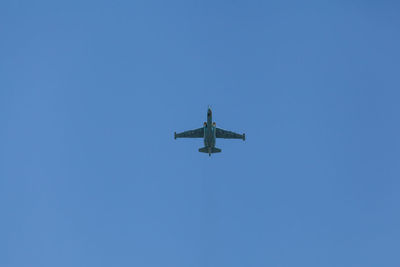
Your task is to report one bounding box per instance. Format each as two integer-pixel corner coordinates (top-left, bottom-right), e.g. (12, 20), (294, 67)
(198, 147), (221, 153)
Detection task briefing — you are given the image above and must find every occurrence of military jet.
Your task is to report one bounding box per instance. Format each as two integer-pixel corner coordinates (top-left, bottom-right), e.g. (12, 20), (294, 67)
(174, 107), (245, 156)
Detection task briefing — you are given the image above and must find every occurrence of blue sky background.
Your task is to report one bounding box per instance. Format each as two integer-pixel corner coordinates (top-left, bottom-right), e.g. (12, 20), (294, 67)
(1, 1), (399, 266)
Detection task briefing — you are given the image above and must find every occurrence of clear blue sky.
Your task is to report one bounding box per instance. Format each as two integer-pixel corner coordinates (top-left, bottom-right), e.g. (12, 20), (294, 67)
(1, 1), (399, 266)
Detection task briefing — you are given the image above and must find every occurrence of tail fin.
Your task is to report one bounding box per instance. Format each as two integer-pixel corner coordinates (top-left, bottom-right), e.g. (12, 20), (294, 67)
(198, 147), (222, 154)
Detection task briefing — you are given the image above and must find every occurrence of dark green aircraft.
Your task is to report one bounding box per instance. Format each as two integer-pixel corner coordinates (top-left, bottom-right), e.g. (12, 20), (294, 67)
(174, 107), (245, 156)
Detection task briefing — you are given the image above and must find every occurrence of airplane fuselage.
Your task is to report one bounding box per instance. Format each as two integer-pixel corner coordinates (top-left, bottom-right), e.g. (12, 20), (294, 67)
(203, 108), (216, 151)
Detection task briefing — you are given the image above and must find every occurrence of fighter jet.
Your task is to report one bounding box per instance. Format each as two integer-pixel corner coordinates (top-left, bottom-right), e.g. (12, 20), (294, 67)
(174, 107), (245, 156)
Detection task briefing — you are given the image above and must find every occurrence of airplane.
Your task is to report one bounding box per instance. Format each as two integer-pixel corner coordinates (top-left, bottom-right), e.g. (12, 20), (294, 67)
(174, 107), (245, 156)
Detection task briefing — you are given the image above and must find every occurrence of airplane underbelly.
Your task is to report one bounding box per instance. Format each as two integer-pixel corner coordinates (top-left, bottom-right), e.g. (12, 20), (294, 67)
(204, 129), (215, 147)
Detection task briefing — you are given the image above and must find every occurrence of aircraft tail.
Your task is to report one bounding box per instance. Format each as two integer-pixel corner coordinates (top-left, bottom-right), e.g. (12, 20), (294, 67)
(198, 147), (221, 154)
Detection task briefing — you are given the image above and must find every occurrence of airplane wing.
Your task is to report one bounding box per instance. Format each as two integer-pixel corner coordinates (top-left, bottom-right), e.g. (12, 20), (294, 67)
(175, 128), (204, 139)
(216, 128), (245, 140)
